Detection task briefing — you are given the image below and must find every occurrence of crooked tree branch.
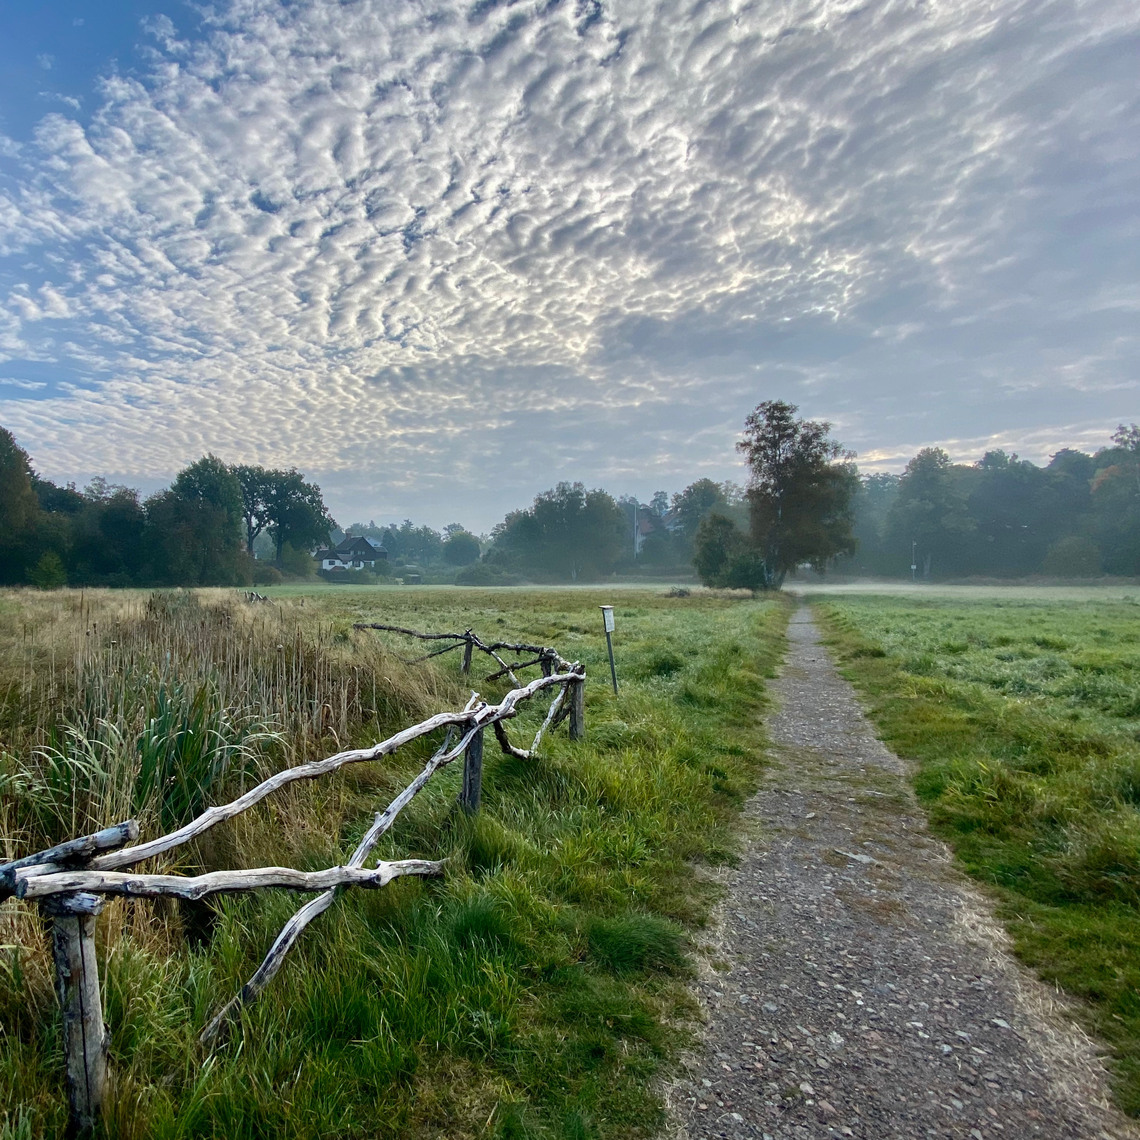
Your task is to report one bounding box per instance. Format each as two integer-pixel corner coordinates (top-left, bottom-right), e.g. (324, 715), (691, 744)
(9, 621), (588, 1128)
(58, 672), (575, 876)
(18, 859), (444, 901)
(0, 821), (139, 900)
(354, 623), (575, 684)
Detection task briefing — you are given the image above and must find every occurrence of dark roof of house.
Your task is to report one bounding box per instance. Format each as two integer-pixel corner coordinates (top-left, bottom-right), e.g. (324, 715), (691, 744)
(335, 535), (385, 558)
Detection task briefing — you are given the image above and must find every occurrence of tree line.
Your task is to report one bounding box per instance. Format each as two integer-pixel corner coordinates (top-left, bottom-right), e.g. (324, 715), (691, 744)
(3, 411), (1139, 589)
(844, 429), (1140, 580)
(0, 430), (334, 588)
(471, 407), (1140, 586)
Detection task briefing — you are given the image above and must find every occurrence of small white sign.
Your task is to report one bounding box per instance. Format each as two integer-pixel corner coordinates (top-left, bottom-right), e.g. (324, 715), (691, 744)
(601, 605), (615, 633)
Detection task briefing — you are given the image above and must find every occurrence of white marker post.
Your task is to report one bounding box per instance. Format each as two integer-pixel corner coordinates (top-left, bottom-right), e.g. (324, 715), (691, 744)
(600, 605), (618, 694)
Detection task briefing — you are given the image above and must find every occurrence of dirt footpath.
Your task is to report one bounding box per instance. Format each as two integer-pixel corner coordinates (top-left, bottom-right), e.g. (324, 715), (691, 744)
(668, 607), (1138, 1140)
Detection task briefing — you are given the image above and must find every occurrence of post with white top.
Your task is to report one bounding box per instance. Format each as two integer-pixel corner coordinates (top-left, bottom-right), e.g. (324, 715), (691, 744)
(600, 606), (618, 695)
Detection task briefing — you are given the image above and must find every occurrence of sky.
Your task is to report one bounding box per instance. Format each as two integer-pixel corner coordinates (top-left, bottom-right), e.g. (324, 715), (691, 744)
(0, 0), (1137, 533)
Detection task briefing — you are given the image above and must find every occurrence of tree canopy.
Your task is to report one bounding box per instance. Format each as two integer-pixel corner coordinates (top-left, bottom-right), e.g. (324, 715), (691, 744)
(233, 464), (335, 565)
(3, 417), (1140, 589)
(442, 530), (481, 566)
(489, 482), (626, 581)
(0, 427), (40, 584)
(842, 425), (1140, 579)
(695, 402), (856, 590)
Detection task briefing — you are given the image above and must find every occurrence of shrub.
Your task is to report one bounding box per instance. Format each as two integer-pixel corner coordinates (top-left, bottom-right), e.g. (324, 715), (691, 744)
(455, 562), (523, 586)
(1042, 535), (1101, 577)
(251, 562), (284, 585)
(27, 552), (66, 590)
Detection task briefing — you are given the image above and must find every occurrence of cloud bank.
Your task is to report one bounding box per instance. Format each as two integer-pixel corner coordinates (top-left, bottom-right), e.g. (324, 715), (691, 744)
(0, 0), (1137, 527)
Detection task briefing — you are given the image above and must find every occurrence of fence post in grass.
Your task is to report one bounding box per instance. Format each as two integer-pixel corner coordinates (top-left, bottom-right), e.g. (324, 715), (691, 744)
(42, 892), (108, 1136)
(568, 677), (585, 741)
(460, 726), (484, 812)
(461, 631), (474, 676)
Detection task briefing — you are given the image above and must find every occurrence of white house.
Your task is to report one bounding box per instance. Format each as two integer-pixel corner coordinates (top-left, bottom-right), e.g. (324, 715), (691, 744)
(314, 535), (388, 572)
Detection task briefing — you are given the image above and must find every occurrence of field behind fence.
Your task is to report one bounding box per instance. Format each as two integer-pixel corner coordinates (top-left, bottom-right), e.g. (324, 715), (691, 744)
(0, 585), (786, 1140)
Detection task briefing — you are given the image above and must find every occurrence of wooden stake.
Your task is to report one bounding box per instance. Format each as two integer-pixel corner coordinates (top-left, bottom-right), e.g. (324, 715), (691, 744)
(568, 678), (585, 741)
(42, 893), (108, 1136)
(461, 633), (474, 676)
(460, 727), (484, 812)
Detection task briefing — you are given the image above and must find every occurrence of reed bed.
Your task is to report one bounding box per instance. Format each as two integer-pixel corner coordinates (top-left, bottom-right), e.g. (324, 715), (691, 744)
(1, 589), (457, 853)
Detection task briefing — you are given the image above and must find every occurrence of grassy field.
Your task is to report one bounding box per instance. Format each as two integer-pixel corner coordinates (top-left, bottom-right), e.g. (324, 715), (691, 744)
(812, 588), (1140, 1115)
(1, 584), (786, 1140)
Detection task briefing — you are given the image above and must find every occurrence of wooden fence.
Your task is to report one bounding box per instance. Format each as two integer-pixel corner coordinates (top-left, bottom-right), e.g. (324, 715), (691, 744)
(0, 624), (586, 1135)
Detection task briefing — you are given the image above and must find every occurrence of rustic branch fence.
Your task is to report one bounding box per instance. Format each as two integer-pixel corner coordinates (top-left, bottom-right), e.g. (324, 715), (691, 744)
(1, 623), (585, 1135)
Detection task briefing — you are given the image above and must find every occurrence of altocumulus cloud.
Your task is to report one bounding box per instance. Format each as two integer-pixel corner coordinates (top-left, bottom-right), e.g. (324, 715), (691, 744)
(0, 0), (1137, 526)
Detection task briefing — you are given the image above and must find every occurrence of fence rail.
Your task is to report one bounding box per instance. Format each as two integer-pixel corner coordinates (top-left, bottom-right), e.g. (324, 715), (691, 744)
(1, 622), (586, 1135)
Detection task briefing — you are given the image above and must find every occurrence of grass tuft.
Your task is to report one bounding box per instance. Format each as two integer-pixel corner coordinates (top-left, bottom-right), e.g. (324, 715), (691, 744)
(584, 913), (686, 975)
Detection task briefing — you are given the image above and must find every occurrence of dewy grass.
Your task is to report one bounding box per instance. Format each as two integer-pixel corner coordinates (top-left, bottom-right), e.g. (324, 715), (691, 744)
(0, 585), (787, 1139)
(812, 591), (1140, 1116)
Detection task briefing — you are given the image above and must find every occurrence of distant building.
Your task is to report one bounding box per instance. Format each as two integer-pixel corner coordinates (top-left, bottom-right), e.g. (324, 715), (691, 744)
(314, 535), (388, 573)
(632, 505), (674, 556)
(634, 510), (658, 556)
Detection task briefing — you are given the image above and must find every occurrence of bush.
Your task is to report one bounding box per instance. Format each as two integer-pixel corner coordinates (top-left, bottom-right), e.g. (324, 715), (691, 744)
(455, 562), (523, 586)
(252, 562), (284, 585)
(28, 551), (66, 589)
(692, 514), (769, 591)
(318, 568), (377, 585)
(1042, 535), (1101, 577)
(278, 542), (318, 579)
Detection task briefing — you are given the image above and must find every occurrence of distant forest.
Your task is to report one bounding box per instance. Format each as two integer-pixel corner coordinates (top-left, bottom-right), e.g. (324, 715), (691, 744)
(1, 423), (1138, 588)
(842, 433), (1140, 580)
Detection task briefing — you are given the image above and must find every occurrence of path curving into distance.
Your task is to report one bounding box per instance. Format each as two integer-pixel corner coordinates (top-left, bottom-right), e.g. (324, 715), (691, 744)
(668, 606), (1138, 1140)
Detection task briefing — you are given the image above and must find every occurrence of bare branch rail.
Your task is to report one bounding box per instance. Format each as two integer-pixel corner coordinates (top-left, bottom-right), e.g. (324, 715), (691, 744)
(353, 622), (576, 688)
(17, 859), (445, 901)
(6, 620), (587, 1134)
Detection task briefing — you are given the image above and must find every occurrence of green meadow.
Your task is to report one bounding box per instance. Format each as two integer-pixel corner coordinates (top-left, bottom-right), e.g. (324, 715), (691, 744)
(0, 585), (785, 1140)
(812, 588), (1140, 1115)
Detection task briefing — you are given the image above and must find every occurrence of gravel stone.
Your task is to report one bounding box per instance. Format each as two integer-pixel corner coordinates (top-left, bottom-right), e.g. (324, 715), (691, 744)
(666, 608), (1139, 1140)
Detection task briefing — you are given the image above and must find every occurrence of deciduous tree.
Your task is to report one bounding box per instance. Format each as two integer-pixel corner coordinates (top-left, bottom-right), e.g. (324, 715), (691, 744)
(145, 456), (248, 585)
(489, 482), (626, 581)
(726, 401), (857, 588)
(442, 530), (481, 566)
(0, 427), (41, 584)
(884, 448), (975, 578)
(233, 465), (335, 565)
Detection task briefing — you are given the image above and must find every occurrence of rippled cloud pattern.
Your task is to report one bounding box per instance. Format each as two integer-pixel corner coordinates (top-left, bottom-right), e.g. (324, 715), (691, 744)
(1, 0), (1137, 524)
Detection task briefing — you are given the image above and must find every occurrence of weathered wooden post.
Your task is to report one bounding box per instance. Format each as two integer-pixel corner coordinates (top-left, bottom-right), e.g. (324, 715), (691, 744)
(460, 727), (484, 812)
(461, 631), (474, 676)
(568, 677), (585, 741)
(42, 892), (108, 1136)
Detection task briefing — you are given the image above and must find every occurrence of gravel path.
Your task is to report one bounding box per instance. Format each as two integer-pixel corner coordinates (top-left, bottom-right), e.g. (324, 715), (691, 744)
(668, 607), (1138, 1140)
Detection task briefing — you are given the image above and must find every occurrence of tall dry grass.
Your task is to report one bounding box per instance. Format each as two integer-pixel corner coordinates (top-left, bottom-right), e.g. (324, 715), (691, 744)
(1, 588), (460, 852)
(1, 588), (463, 1059)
